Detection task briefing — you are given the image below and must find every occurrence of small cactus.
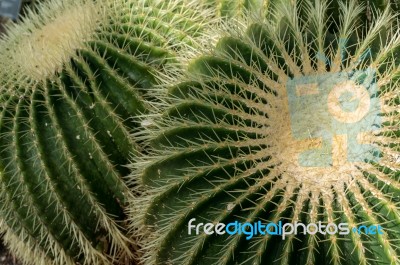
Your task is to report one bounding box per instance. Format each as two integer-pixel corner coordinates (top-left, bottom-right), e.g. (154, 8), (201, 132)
(0, 0), (216, 264)
(132, 0), (400, 264)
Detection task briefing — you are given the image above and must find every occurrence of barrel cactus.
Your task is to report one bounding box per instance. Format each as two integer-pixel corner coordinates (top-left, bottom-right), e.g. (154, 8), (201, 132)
(132, 0), (400, 264)
(0, 0), (216, 264)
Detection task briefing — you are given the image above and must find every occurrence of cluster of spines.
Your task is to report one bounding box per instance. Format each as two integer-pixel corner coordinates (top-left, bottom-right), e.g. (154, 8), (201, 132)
(130, 0), (400, 264)
(199, 0), (270, 18)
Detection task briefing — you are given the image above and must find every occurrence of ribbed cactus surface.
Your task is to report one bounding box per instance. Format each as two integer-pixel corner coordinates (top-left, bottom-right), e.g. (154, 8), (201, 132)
(200, 0), (269, 18)
(0, 0), (215, 264)
(133, 0), (400, 264)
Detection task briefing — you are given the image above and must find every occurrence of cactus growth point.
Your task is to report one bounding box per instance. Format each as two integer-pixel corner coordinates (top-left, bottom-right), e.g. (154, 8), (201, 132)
(0, 0), (217, 264)
(132, 1), (400, 264)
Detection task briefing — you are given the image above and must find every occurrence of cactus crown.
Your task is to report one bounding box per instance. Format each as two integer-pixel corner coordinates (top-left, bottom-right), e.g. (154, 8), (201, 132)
(2, 0), (99, 81)
(131, 0), (400, 264)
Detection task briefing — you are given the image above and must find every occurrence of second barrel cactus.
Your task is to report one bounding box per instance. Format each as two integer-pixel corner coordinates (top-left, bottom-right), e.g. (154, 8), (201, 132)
(132, 0), (400, 264)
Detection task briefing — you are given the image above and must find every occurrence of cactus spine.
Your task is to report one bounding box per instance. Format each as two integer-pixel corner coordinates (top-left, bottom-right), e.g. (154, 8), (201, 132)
(131, 0), (400, 264)
(200, 0), (270, 18)
(0, 0), (216, 264)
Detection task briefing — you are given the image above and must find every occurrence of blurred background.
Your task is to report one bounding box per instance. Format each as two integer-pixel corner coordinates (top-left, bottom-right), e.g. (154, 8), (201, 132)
(0, 0), (38, 34)
(0, 238), (20, 265)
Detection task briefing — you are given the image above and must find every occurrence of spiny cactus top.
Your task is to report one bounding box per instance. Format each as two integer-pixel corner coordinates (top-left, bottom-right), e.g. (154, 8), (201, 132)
(132, 1), (400, 264)
(0, 0), (216, 264)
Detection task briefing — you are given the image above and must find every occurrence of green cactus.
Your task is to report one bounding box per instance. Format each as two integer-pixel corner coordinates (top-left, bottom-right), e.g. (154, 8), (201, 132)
(131, 0), (400, 264)
(199, 0), (269, 18)
(0, 0), (216, 264)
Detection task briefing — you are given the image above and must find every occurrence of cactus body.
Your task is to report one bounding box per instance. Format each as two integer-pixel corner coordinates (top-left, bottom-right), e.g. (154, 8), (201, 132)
(132, 0), (400, 264)
(200, 0), (269, 18)
(0, 0), (216, 264)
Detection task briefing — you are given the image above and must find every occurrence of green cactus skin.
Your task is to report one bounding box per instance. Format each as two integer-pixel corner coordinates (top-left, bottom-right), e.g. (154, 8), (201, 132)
(200, 0), (270, 18)
(200, 0), (399, 20)
(131, 0), (400, 264)
(0, 0), (216, 264)
(328, 0), (400, 32)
